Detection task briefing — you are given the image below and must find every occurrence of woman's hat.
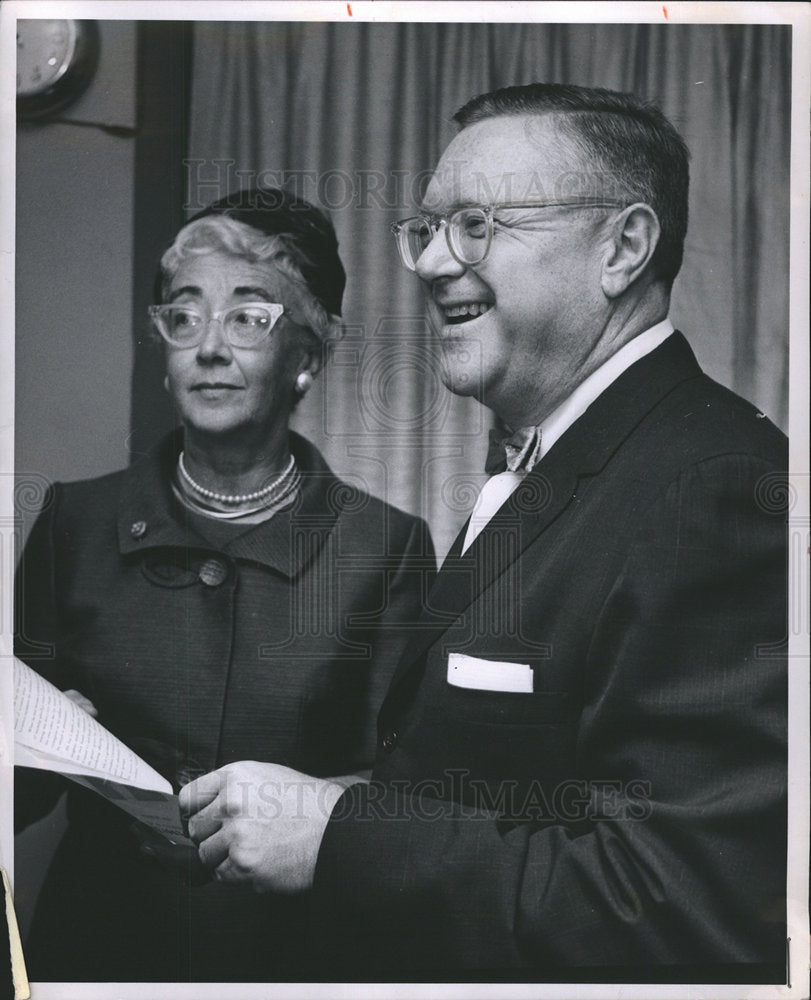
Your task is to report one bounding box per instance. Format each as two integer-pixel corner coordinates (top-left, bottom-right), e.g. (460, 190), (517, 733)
(187, 187), (346, 316)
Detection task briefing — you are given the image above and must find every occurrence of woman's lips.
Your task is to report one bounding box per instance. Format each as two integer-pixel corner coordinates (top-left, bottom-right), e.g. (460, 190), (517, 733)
(192, 384), (243, 400)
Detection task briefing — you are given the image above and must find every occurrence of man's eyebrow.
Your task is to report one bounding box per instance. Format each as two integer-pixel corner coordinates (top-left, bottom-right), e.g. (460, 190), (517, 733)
(418, 198), (483, 216)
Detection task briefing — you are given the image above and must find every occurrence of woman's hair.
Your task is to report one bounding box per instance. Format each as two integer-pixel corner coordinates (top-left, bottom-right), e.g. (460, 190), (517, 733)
(159, 214), (340, 343)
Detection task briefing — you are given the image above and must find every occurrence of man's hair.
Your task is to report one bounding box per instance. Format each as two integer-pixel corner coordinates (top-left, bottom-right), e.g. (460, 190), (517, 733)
(453, 83), (690, 287)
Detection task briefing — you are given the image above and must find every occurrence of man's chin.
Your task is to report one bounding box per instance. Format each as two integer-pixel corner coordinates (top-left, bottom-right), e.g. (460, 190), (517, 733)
(439, 360), (482, 399)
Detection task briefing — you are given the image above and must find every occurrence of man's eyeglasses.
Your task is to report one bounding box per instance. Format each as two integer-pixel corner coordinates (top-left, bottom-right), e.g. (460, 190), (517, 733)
(390, 199), (626, 271)
(148, 302), (285, 349)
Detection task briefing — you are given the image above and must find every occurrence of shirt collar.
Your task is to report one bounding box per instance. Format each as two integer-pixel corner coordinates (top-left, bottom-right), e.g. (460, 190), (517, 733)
(539, 318), (675, 459)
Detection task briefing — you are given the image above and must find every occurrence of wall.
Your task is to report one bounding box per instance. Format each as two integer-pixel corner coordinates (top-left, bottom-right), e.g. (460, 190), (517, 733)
(15, 20), (137, 506)
(13, 18), (138, 939)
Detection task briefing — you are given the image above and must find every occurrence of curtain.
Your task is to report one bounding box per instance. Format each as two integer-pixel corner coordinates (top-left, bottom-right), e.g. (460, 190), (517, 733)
(185, 22), (790, 558)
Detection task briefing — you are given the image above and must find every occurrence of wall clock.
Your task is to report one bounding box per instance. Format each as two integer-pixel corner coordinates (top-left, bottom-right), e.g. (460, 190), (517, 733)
(17, 19), (100, 121)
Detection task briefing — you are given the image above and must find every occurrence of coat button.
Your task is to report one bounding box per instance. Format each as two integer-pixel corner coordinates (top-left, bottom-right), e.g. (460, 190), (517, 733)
(198, 558), (228, 587)
(130, 520), (147, 539)
(380, 730), (399, 753)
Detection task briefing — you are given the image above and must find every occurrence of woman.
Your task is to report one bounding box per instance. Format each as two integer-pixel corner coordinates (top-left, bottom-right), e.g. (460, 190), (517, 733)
(15, 188), (433, 982)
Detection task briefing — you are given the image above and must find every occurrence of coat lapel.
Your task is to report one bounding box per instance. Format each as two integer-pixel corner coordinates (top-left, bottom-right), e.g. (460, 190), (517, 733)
(117, 430), (342, 579)
(381, 331), (702, 705)
(222, 466), (341, 577)
(382, 459), (579, 700)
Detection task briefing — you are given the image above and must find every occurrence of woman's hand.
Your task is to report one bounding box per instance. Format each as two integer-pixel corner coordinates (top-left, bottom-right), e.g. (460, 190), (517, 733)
(63, 689), (98, 717)
(179, 761), (350, 894)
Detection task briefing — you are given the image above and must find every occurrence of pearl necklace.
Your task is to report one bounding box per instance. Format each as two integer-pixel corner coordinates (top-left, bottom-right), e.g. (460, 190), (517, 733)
(171, 472), (300, 520)
(178, 451), (296, 504)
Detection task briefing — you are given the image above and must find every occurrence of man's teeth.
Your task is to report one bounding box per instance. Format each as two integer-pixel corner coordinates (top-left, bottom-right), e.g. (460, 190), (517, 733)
(443, 302), (491, 321)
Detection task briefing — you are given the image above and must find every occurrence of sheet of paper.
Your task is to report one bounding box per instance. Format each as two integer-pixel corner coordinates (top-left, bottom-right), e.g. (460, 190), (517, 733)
(64, 774), (194, 847)
(13, 657), (197, 844)
(13, 656), (171, 794)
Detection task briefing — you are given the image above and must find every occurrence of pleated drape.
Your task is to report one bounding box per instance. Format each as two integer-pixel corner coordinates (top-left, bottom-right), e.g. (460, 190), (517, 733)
(186, 22), (790, 557)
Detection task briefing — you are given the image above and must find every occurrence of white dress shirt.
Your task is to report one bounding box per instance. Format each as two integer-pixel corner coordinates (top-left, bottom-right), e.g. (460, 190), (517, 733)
(461, 319), (675, 553)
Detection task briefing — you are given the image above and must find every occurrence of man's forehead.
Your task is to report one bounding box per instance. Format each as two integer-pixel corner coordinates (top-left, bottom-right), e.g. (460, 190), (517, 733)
(421, 115), (584, 212)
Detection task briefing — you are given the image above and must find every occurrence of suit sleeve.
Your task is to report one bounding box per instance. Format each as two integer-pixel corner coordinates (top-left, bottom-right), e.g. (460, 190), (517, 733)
(308, 454), (787, 976)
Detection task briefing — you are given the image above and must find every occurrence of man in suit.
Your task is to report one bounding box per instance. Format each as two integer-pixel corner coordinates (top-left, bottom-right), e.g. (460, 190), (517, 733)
(180, 83), (787, 981)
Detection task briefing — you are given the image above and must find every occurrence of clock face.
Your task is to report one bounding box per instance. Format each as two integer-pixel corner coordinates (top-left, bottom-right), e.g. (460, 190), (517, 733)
(17, 20), (78, 97)
(16, 19), (99, 120)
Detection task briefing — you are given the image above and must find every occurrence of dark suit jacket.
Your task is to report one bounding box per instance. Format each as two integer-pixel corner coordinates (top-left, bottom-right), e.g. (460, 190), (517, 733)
(308, 333), (788, 983)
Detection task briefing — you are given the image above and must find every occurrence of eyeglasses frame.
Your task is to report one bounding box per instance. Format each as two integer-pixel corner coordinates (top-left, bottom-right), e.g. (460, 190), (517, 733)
(148, 301), (286, 349)
(390, 199), (627, 271)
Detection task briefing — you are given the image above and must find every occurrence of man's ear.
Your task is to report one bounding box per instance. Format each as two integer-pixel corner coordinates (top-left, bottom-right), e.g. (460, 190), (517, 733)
(601, 203), (661, 298)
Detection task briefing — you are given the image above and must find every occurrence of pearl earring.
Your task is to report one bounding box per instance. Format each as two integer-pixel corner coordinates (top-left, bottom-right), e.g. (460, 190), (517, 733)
(163, 376), (170, 392)
(296, 372), (313, 395)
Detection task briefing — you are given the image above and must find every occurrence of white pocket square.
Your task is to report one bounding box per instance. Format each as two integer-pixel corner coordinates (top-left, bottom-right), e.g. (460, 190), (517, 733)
(447, 653), (533, 693)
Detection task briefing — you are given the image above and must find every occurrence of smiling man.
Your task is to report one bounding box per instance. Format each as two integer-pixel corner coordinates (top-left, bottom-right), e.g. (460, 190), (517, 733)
(408, 115), (653, 426)
(180, 83), (788, 982)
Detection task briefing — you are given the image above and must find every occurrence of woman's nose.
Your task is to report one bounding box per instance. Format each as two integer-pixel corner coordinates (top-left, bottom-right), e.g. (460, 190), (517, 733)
(195, 316), (233, 361)
(414, 224), (466, 282)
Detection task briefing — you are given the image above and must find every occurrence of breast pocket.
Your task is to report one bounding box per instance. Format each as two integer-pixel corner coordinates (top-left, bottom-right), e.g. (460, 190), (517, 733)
(445, 684), (573, 727)
(436, 684), (578, 800)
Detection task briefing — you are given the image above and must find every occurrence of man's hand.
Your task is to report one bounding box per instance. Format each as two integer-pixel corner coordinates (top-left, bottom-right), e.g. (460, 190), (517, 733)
(178, 762), (351, 894)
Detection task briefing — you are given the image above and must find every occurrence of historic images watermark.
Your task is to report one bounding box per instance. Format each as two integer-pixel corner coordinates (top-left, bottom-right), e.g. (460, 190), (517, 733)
(754, 471), (809, 658)
(191, 769), (654, 825)
(184, 159), (638, 215)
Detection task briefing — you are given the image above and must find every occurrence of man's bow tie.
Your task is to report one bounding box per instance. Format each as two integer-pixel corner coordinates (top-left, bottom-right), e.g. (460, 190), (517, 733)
(484, 425), (542, 475)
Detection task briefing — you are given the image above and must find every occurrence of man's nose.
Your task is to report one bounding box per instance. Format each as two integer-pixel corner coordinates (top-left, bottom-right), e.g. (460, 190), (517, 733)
(414, 224), (466, 282)
(196, 316), (233, 361)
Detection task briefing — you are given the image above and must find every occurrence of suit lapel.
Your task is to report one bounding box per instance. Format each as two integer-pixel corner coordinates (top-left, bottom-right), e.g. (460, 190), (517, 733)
(382, 460), (578, 700)
(382, 332), (702, 706)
